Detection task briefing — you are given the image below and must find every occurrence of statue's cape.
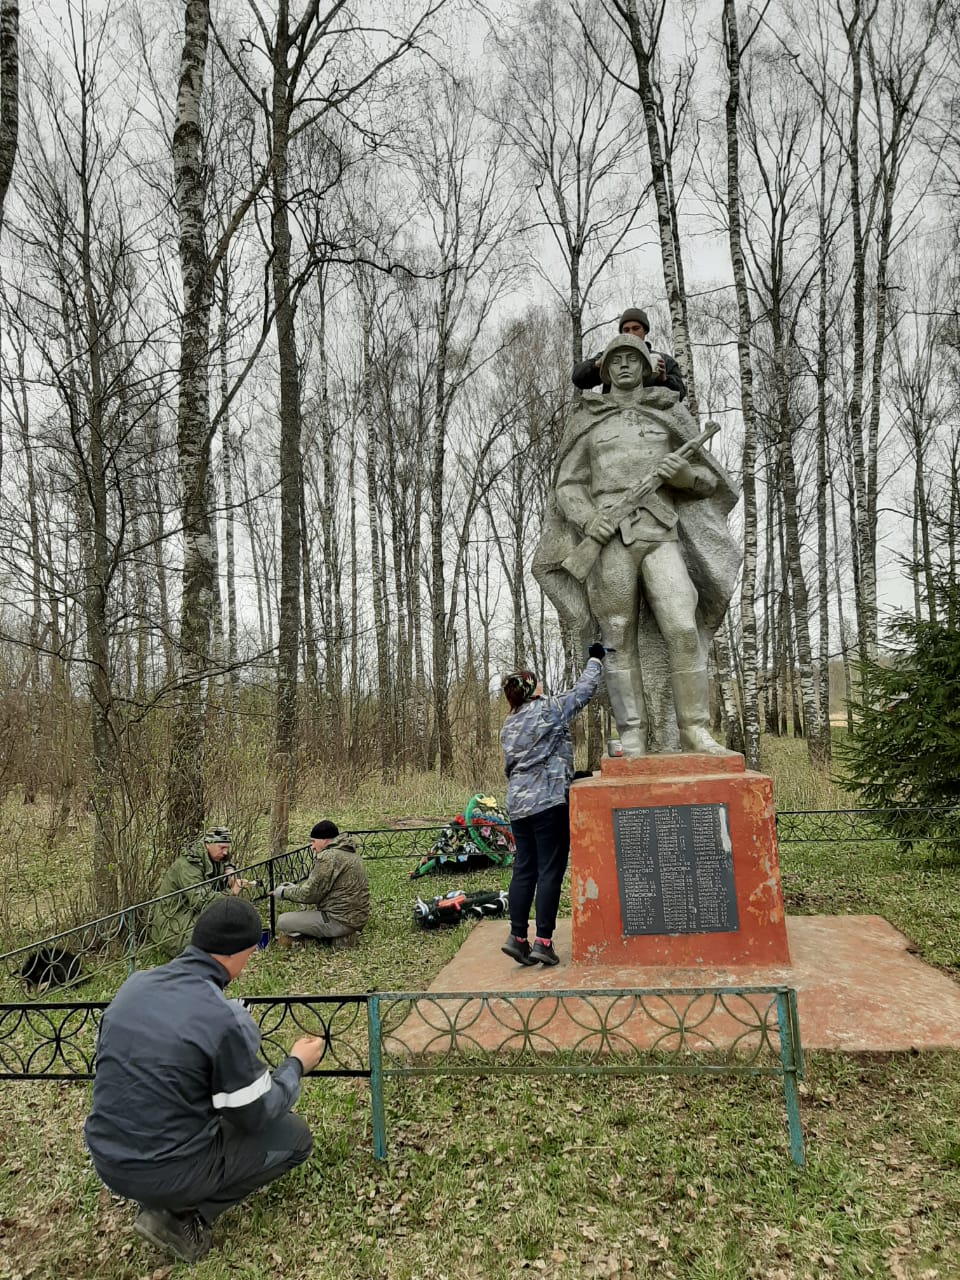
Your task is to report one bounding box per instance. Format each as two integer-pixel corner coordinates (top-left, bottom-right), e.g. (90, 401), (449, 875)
(532, 387), (742, 751)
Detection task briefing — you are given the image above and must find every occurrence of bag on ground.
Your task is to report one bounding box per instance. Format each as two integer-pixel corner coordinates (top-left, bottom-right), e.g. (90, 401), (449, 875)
(413, 887), (509, 929)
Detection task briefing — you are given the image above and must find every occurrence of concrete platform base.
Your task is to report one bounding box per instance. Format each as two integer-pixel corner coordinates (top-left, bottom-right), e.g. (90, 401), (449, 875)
(419, 915), (960, 1052)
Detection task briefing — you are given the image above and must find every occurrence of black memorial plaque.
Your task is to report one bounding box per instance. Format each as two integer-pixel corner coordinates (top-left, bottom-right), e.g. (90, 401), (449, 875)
(613, 804), (738, 936)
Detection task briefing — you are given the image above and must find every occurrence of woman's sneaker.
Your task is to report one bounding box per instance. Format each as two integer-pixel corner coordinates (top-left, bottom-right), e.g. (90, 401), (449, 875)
(501, 933), (538, 966)
(530, 939), (560, 966)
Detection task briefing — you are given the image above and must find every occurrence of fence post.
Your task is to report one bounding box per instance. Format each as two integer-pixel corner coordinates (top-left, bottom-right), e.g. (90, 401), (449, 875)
(123, 911), (136, 976)
(775, 987), (805, 1168)
(366, 994), (387, 1160)
(267, 858), (276, 938)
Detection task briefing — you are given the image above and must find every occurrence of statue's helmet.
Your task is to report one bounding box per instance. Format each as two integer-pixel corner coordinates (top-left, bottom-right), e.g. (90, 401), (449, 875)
(599, 331), (655, 385)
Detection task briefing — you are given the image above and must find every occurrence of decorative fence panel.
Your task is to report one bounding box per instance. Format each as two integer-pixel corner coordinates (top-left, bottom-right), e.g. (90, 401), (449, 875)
(372, 985), (804, 1166)
(0, 987), (804, 1167)
(775, 806), (960, 844)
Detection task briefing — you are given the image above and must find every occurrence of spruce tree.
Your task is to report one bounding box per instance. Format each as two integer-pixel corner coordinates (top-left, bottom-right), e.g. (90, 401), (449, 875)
(837, 574), (960, 850)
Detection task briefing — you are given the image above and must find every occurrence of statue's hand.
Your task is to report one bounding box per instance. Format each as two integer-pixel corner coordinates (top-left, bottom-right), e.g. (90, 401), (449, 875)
(584, 512), (616, 544)
(656, 453), (697, 488)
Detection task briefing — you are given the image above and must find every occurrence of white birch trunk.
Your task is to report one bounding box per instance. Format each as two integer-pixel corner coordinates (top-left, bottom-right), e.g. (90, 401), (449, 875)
(168, 0), (214, 846)
(267, 5), (303, 856)
(722, 0), (760, 769)
(618, 0), (698, 414)
(0, 0), (18, 232)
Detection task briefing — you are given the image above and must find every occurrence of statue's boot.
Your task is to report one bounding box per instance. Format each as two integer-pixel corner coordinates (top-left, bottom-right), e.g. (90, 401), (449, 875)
(605, 667), (647, 757)
(671, 668), (734, 756)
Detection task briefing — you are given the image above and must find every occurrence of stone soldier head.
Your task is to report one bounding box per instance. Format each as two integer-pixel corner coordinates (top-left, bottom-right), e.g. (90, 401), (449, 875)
(599, 332), (655, 390)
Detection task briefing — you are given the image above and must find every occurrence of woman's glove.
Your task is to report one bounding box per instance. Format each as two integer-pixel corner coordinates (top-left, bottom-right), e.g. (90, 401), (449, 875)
(588, 642), (606, 661)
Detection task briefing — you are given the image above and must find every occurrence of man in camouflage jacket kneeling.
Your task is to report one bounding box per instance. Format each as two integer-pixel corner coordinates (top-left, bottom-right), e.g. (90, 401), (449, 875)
(270, 821), (369, 949)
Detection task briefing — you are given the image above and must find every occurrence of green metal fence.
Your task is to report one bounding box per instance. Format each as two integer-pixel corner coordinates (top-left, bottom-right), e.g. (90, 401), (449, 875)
(0, 986), (805, 1167)
(371, 986), (804, 1166)
(774, 805), (960, 844)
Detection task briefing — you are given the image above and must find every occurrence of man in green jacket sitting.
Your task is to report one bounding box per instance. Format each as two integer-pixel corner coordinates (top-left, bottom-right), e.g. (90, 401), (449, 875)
(150, 828), (246, 959)
(270, 821), (369, 949)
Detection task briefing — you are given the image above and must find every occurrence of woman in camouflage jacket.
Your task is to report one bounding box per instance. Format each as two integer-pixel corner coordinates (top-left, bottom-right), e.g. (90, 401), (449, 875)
(499, 646), (605, 967)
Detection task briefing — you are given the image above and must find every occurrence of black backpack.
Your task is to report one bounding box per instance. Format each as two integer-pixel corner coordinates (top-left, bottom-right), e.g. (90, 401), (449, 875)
(19, 946), (86, 993)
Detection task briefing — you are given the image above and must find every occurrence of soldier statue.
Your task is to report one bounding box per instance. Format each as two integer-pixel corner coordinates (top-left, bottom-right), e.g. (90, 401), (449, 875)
(533, 332), (741, 757)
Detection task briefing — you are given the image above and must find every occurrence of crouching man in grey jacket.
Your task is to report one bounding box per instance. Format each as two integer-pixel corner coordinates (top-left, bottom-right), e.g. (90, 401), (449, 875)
(84, 898), (325, 1264)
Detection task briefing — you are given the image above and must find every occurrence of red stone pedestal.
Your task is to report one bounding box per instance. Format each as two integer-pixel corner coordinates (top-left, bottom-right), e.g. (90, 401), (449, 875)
(569, 753), (790, 966)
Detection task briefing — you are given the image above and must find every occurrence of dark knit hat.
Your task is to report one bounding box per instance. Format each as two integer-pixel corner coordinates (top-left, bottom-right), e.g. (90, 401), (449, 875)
(191, 898), (263, 955)
(618, 307), (650, 333)
(310, 820), (339, 840)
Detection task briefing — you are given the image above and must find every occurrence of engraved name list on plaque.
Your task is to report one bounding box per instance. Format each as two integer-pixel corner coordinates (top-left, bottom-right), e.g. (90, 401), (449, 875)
(612, 803), (739, 937)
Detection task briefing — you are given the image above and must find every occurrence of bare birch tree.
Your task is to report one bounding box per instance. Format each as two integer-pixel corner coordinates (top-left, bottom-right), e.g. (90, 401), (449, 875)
(721, 0), (763, 768)
(0, 0), (17, 233)
(167, 0), (216, 845)
(828, 0), (948, 661)
(738, 44), (830, 762)
(402, 74), (519, 773)
(3, 4), (182, 906)
(490, 0), (645, 363)
(207, 0), (447, 843)
(586, 0), (701, 413)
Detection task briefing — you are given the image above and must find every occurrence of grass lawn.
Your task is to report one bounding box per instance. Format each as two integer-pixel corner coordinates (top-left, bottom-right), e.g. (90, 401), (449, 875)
(1, 739), (960, 1279)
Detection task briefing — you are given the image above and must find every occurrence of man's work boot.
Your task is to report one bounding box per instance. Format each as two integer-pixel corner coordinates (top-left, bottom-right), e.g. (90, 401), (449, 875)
(604, 666), (647, 757)
(671, 669), (734, 756)
(134, 1208), (212, 1264)
(275, 932), (297, 950)
(331, 931), (359, 950)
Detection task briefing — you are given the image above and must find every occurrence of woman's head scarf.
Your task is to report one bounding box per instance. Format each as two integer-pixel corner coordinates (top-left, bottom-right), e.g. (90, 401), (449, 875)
(502, 670), (539, 709)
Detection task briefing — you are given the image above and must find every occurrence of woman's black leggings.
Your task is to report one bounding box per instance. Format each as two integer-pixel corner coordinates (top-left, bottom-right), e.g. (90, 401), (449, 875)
(507, 802), (570, 940)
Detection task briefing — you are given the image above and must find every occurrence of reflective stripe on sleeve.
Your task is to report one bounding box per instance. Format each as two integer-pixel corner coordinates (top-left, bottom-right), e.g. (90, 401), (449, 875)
(212, 1068), (272, 1109)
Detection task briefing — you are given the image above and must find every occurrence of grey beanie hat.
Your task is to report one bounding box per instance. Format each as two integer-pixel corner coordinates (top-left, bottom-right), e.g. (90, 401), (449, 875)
(191, 898), (262, 955)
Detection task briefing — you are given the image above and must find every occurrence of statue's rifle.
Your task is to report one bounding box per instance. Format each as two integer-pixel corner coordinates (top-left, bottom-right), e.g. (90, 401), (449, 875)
(560, 422), (720, 584)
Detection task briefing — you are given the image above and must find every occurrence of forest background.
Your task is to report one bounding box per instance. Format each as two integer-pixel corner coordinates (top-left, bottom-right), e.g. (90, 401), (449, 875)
(0, 0), (957, 923)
